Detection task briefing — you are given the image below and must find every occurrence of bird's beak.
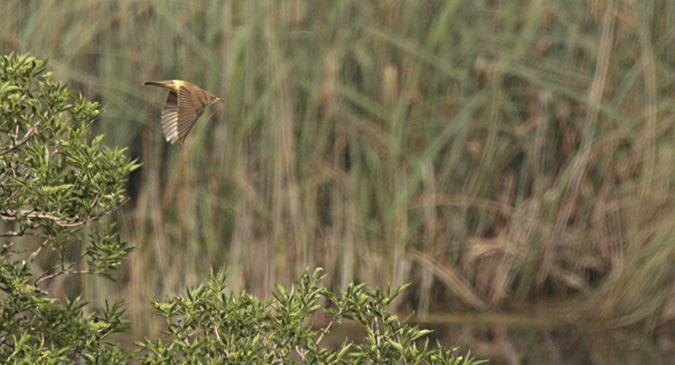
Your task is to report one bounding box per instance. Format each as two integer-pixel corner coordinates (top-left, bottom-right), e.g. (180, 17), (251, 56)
(216, 97), (224, 103)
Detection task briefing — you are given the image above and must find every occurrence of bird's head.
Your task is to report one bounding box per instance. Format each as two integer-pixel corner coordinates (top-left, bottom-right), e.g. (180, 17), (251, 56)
(208, 93), (224, 104)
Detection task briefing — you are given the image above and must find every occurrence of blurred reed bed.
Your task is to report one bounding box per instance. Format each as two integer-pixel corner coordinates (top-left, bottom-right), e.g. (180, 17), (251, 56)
(1, 0), (674, 349)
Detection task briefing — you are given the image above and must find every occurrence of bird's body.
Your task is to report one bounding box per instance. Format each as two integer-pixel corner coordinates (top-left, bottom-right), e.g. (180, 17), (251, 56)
(144, 80), (222, 143)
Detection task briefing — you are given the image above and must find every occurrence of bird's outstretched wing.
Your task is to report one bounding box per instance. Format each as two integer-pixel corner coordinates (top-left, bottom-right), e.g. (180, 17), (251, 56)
(161, 91), (180, 143)
(175, 86), (206, 143)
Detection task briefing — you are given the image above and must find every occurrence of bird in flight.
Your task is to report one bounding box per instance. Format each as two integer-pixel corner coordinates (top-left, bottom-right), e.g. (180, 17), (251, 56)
(144, 80), (222, 143)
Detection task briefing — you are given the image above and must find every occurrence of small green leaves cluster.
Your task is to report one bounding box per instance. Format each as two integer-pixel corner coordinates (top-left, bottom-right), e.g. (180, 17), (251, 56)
(0, 53), (138, 362)
(138, 268), (481, 364)
(1, 53), (138, 244)
(0, 275), (135, 364)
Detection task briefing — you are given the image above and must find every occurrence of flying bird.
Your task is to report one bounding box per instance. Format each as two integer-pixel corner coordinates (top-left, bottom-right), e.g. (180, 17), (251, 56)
(144, 80), (222, 143)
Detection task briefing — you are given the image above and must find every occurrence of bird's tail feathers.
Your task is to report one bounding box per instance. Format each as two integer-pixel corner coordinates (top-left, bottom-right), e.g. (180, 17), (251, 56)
(143, 80), (173, 88)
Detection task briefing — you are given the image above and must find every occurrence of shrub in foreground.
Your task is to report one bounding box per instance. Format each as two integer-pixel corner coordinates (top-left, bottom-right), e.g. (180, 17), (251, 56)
(0, 52), (138, 363)
(138, 268), (481, 364)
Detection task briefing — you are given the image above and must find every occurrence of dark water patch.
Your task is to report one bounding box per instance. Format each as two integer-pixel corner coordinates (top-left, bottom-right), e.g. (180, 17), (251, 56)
(411, 313), (674, 364)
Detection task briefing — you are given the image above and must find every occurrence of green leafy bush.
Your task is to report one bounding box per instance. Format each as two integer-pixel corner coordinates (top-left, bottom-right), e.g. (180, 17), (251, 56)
(0, 53), (139, 363)
(137, 268), (481, 364)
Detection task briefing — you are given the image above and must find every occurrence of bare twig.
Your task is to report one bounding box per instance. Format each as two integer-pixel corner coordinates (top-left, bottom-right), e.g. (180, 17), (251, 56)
(34, 250), (89, 286)
(22, 238), (49, 267)
(0, 122), (40, 156)
(294, 345), (306, 360)
(315, 319), (334, 345)
(1, 225), (28, 237)
(35, 269), (92, 287)
(1, 208), (113, 228)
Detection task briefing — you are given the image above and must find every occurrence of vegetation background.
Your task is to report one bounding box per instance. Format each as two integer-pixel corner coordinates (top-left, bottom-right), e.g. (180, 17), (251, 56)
(1, 0), (673, 363)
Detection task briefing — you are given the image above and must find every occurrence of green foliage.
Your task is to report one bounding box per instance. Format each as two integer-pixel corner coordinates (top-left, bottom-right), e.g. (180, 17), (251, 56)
(0, 53), (138, 243)
(138, 268), (481, 364)
(0, 53), (139, 363)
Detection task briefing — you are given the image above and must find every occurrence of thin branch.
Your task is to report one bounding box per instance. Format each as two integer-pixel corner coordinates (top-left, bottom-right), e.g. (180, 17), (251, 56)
(22, 238), (49, 267)
(294, 345), (307, 361)
(0, 122), (40, 156)
(315, 319), (334, 345)
(1, 225), (28, 237)
(34, 268), (92, 287)
(2, 209), (106, 228)
(34, 250), (89, 287)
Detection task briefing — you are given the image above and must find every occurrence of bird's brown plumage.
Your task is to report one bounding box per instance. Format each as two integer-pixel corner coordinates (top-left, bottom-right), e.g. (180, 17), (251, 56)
(143, 80), (222, 143)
